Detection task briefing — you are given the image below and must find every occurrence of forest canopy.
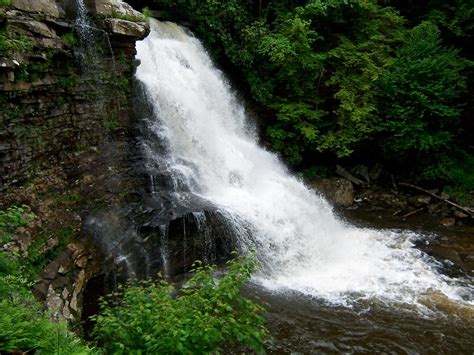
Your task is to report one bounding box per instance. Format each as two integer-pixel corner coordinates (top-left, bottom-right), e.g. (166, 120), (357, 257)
(144, 0), (473, 194)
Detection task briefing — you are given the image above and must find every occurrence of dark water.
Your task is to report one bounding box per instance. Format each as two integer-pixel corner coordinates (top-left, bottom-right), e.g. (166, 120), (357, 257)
(253, 287), (474, 354)
(247, 206), (474, 354)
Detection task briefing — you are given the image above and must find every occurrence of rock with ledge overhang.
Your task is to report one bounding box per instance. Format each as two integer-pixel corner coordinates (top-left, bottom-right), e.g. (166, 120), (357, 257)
(106, 18), (148, 38)
(90, 0), (145, 21)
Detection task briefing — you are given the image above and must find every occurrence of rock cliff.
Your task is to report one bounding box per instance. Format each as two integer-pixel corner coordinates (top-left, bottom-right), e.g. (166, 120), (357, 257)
(0, 0), (149, 322)
(0, 0), (148, 190)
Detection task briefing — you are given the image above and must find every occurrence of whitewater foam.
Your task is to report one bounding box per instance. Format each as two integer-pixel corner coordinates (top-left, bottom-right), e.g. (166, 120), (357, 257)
(135, 20), (473, 307)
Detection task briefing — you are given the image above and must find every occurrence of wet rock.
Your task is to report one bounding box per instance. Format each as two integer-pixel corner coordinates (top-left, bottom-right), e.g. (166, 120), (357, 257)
(51, 275), (69, 289)
(454, 211), (469, 219)
(440, 217), (456, 227)
(312, 178), (354, 207)
(45, 285), (63, 316)
(369, 163), (383, 181)
(42, 262), (59, 280)
(409, 194), (432, 207)
(427, 202), (443, 215)
(58, 263), (72, 275)
(351, 165), (370, 185)
(62, 302), (73, 320)
(75, 254), (88, 268)
(70, 269), (86, 313)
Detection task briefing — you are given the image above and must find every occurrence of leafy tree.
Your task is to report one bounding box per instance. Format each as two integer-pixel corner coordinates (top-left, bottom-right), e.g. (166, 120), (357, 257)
(320, 2), (405, 157)
(380, 21), (468, 160)
(92, 256), (268, 354)
(147, 0), (472, 187)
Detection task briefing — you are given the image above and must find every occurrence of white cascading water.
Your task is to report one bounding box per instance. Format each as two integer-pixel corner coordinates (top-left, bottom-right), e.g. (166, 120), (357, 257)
(75, 0), (90, 37)
(135, 20), (473, 307)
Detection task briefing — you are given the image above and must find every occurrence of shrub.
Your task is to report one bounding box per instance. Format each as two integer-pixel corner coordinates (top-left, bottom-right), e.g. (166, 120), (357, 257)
(92, 256), (268, 354)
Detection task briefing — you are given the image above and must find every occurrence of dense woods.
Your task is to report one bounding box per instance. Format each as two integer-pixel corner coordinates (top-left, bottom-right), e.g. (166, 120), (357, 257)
(144, 0), (473, 197)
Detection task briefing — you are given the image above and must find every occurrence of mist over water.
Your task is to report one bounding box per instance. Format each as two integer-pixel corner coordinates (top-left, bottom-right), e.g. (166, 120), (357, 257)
(135, 20), (472, 308)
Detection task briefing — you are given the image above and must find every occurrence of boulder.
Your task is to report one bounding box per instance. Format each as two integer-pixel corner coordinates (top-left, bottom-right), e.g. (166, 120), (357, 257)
(439, 217), (456, 227)
(88, 0), (145, 21)
(11, 0), (60, 17)
(106, 18), (148, 38)
(312, 178), (354, 207)
(409, 194), (432, 207)
(453, 210), (469, 219)
(8, 20), (58, 39)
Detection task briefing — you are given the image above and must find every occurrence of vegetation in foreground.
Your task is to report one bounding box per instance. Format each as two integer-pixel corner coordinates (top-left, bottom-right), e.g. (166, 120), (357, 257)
(92, 257), (268, 354)
(0, 206), (95, 354)
(1, 203), (267, 354)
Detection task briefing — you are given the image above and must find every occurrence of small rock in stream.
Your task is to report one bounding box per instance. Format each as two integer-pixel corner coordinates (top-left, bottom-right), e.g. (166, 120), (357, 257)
(439, 217), (456, 227)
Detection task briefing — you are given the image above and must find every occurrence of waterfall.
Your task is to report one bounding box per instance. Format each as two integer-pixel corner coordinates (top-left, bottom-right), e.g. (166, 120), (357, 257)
(75, 0), (92, 46)
(135, 20), (473, 307)
(74, 0), (115, 67)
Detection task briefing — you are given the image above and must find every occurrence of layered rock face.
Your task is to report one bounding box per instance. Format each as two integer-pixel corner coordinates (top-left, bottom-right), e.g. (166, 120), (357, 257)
(0, 0), (150, 322)
(0, 0), (148, 190)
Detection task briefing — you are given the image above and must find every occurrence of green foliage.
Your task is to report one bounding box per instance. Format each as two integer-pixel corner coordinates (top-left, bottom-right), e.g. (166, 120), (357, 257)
(92, 256), (268, 354)
(0, 296), (96, 354)
(15, 59), (53, 83)
(380, 21), (468, 157)
(421, 150), (474, 192)
(0, 226), (93, 353)
(58, 77), (79, 89)
(0, 253), (20, 278)
(22, 227), (75, 279)
(110, 10), (145, 23)
(142, 6), (152, 18)
(0, 0), (11, 6)
(0, 205), (74, 281)
(0, 31), (32, 56)
(61, 32), (78, 46)
(322, 4), (405, 157)
(0, 205), (33, 244)
(426, 1), (474, 38)
(301, 165), (330, 179)
(0, 205), (31, 229)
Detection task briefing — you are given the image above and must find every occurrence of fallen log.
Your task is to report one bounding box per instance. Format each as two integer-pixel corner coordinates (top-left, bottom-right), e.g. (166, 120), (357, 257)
(399, 182), (474, 218)
(335, 165), (366, 186)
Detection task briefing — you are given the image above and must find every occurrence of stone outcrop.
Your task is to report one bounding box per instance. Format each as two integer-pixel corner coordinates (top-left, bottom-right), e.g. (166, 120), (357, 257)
(34, 240), (100, 322)
(0, 0), (148, 190)
(312, 177), (354, 207)
(0, 0), (149, 322)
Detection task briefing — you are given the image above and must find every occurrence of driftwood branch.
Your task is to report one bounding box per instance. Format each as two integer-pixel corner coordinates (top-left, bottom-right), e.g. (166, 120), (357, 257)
(401, 207), (424, 218)
(399, 182), (474, 218)
(336, 165), (366, 186)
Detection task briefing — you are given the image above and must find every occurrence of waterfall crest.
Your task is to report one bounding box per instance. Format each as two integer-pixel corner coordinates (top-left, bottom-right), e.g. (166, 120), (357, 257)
(135, 20), (472, 307)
